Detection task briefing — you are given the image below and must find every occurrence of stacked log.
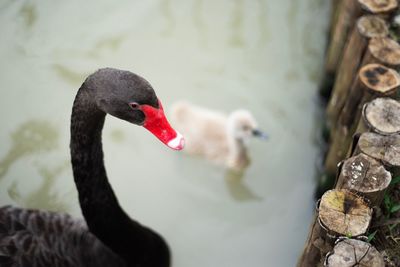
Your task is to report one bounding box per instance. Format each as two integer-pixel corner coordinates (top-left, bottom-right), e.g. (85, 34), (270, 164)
(354, 132), (400, 176)
(298, 151), (393, 267)
(356, 97), (400, 134)
(299, 2), (400, 265)
(325, 64), (400, 176)
(325, 238), (385, 267)
(298, 189), (372, 267)
(315, 100), (399, 265)
(358, 0), (398, 16)
(324, 0), (362, 83)
(321, 0), (398, 98)
(335, 153), (392, 207)
(326, 15), (389, 128)
(300, 94), (400, 265)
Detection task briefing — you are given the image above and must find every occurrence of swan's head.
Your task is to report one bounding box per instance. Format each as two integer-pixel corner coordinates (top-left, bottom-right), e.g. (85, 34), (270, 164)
(89, 68), (185, 150)
(227, 110), (268, 145)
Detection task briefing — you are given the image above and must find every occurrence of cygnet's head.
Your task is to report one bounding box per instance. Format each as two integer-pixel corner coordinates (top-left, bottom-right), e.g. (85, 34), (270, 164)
(227, 110), (268, 144)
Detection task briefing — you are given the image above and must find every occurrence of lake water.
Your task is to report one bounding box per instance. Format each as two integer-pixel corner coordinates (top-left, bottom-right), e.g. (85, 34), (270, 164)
(0, 0), (330, 266)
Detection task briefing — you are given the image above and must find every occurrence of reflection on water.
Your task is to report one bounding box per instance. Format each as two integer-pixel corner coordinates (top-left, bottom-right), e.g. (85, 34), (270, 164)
(8, 161), (70, 212)
(89, 34), (126, 59)
(160, 0), (175, 37)
(0, 0), (330, 266)
(230, 0), (245, 47)
(286, 0), (300, 82)
(225, 169), (262, 202)
(193, 0), (207, 47)
(110, 129), (126, 143)
(19, 2), (37, 28)
(95, 34), (124, 52)
(257, 0), (270, 46)
(53, 64), (88, 85)
(0, 120), (59, 180)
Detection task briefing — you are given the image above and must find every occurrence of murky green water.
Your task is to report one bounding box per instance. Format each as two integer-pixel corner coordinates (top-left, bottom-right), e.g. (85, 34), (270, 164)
(0, 0), (330, 266)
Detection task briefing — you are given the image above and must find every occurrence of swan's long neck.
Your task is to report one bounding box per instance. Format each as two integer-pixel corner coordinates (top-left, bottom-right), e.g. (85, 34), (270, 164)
(70, 87), (169, 266)
(227, 136), (249, 169)
(226, 119), (249, 170)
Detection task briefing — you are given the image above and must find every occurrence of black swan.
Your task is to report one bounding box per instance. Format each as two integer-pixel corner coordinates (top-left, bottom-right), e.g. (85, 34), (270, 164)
(0, 68), (184, 267)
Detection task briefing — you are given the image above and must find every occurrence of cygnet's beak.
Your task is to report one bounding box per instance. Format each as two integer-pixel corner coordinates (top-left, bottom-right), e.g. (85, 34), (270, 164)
(252, 129), (269, 140)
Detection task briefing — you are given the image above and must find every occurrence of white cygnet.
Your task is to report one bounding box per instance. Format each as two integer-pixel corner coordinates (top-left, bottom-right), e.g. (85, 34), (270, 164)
(170, 101), (267, 171)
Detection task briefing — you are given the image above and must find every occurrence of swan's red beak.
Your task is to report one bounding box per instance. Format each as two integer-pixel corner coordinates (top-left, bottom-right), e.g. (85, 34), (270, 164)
(141, 100), (185, 150)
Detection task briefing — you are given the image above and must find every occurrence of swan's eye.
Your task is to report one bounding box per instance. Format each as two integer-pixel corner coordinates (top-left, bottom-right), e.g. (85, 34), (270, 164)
(129, 102), (140, 110)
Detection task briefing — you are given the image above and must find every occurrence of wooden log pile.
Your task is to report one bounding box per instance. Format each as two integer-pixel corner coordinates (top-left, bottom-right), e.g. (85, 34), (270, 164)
(321, 0), (398, 98)
(325, 64), (400, 176)
(299, 1), (400, 266)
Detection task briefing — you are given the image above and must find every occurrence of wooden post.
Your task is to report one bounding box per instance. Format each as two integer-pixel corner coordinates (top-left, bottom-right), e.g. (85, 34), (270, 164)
(322, 0), (363, 98)
(301, 3), (399, 266)
(326, 15), (389, 128)
(329, 0), (342, 38)
(297, 189), (372, 267)
(321, 0), (398, 98)
(358, 0), (398, 15)
(325, 238), (385, 267)
(356, 97), (400, 134)
(365, 37), (400, 66)
(319, 189), (372, 237)
(325, 64), (400, 176)
(355, 132), (400, 176)
(335, 153), (392, 207)
(297, 214), (331, 267)
(325, 0), (398, 76)
(329, 37), (400, 135)
(325, 0), (362, 75)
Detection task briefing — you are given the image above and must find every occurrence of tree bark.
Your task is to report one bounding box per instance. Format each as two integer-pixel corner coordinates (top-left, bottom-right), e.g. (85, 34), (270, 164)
(335, 153), (392, 207)
(325, 64), (400, 176)
(297, 214), (333, 267)
(325, 0), (363, 82)
(325, 238), (385, 267)
(326, 15), (389, 129)
(329, 0), (342, 38)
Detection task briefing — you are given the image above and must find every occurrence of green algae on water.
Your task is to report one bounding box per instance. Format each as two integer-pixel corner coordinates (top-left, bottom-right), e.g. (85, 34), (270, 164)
(19, 2), (37, 29)
(0, 120), (59, 180)
(229, 0), (245, 47)
(110, 129), (126, 143)
(7, 161), (71, 213)
(52, 64), (87, 86)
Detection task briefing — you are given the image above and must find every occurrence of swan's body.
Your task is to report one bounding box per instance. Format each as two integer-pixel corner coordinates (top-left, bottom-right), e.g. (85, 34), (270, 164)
(0, 68), (184, 267)
(0, 206), (124, 267)
(170, 102), (266, 171)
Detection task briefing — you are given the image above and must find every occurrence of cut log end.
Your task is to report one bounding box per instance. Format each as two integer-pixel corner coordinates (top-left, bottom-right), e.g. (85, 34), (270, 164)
(369, 37), (400, 66)
(358, 0), (398, 14)
(359, 63), (400, 94)
(325, 239), (385, 267)
(319, 190), (372, 237)
(358, 132), (400, 167)
(340, 154), (391, 193)
(357, 15), (388, 38)
(363, 98), (400, 134)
